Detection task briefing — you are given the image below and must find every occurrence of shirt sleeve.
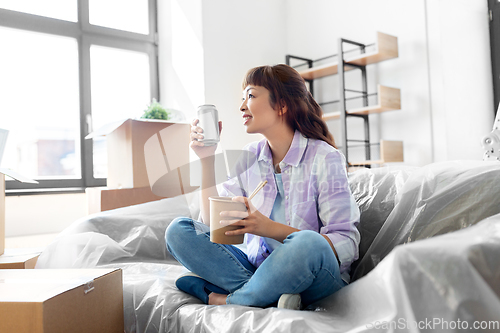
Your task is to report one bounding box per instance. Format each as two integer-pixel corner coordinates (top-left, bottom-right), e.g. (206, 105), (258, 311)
(316, 150), (361, 275)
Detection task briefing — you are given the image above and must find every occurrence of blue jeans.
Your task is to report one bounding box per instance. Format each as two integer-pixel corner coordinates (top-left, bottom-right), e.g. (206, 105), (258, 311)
(165, 217), (347, 307)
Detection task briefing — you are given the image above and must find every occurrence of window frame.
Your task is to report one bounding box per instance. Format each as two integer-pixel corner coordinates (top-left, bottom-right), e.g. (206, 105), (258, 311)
(1, 0), (159, 193)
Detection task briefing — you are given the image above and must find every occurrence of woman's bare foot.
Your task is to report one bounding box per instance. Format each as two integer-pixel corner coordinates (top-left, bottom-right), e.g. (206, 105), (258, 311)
(208, 292), (227, 305)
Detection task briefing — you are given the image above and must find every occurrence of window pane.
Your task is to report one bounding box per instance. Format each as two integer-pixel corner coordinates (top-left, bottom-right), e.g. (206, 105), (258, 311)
(90, 45), (151, 178)
(0, 27), (81, 179)
(0, 0), (77, 22)
(89, 0), (149, 34)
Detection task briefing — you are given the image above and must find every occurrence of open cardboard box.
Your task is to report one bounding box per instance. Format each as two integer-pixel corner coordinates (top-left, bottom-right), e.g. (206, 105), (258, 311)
(86, 118), (193, 190)
(0, 168), (38, 256)
(86, 118), (198, 212)
(0, 268), (124, 333)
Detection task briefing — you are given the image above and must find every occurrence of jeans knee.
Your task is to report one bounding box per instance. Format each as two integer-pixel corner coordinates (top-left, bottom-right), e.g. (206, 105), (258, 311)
(285, 230), (331, 258)
(165, 216), (192, 249)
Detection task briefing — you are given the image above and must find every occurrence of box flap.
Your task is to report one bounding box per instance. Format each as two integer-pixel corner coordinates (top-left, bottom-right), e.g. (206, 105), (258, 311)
(85, 119), (129, 140)
(0, 248), (41, 267)
(85, 118), (189, 139)
(0, 268), (119, 302)
(0, 168), (37, 184)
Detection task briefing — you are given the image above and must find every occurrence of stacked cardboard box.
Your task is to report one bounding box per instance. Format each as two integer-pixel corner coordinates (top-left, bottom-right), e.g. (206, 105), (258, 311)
(0, 268), (124, 333)
(86, 119), (197, 213)
(0, 248), (40, 269)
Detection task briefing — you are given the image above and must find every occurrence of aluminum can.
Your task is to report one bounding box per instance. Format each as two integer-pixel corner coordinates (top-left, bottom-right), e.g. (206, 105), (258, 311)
(197, 104), (220, 146)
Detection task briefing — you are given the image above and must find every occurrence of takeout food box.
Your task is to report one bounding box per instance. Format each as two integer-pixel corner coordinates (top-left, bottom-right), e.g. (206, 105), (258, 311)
(0, 268), (124, 333)
(0, 248), (41, 269)
(86, 119), (191, 190)
(0, 168), (38, 256)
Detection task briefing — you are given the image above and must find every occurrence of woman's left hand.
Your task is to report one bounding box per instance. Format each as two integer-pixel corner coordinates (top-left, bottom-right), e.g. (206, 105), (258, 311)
(219, 196), (274, 237)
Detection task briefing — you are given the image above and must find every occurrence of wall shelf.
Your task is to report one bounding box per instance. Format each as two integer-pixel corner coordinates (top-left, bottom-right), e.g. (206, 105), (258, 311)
(322, 85), (401, 120)
(350, 140), (404, 166)
(298, 32), (399, 80)
(287, 31), (403, 166)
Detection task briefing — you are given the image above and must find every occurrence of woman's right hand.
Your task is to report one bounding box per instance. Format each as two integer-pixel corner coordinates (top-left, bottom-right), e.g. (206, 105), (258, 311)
(190, 118), (222, 159)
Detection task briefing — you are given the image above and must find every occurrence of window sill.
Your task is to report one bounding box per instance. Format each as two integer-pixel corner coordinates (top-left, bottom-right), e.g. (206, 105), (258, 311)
(5, 187), (86, 196)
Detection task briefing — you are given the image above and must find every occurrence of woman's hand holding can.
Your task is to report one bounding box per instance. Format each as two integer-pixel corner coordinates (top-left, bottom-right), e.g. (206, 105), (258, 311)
(190, 118), (222, 159)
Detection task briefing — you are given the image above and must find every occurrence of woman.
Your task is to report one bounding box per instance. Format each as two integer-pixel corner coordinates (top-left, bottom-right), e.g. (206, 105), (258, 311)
(166, 64), (360, 309)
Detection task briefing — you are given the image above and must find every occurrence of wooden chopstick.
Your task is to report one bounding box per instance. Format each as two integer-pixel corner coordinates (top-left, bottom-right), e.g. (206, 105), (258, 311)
(248, 180), (268, 200)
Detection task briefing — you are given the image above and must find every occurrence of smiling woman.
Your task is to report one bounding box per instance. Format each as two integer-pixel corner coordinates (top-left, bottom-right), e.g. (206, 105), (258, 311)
(166, 64), (360, 310)
(240, 85), (287, 138)
(242, 64), (336, 148)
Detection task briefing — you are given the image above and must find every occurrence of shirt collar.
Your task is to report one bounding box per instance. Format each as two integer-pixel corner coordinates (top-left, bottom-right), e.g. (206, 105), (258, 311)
(258, 130), (308, 168)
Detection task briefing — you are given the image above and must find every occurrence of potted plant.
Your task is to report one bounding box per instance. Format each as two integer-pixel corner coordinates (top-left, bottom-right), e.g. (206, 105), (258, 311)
(141, 99), (171, 120)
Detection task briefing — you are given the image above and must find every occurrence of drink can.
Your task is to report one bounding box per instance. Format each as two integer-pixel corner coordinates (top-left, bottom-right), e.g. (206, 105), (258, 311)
(197, 104), (220, 146)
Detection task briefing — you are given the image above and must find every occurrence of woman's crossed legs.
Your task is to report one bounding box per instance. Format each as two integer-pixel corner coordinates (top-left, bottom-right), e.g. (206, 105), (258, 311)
(166, 217), (346, 307)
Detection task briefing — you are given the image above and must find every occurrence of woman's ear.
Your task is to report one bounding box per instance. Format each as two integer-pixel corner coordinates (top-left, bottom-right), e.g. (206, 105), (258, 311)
(279, 100), (288, 116)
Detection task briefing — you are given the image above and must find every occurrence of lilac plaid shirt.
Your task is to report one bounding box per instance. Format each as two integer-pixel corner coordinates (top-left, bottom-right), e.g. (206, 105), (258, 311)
(218, 130), (360, 283)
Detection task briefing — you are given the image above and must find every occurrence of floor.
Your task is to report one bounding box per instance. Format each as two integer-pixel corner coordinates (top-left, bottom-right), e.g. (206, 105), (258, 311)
(5, 233), (59, 249)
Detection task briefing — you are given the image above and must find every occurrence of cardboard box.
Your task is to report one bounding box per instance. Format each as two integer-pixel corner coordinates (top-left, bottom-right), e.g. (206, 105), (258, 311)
(0, 173), (4, 256)
(0, 169), (38, 256)
(0, 268), (124, 333)
(86, 186), (165, 214)
(0, 248), (41, 269)
(87, 119), (191, 190)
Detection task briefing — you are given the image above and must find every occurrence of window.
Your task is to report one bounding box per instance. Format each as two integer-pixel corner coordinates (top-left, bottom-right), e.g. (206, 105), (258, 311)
(0, 0), (158, 192)
(489, 0), (500, 113)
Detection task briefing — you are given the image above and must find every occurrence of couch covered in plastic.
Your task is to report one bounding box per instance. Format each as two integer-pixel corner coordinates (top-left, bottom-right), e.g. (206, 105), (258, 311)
(36, 160), (500, 333)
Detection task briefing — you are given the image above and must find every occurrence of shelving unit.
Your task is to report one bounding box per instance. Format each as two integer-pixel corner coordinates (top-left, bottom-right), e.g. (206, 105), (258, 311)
(298, 32), (398, 80)
(350, 140), (404, 166)
(286, 32), (403, 167)
(322, 85), (401, 121)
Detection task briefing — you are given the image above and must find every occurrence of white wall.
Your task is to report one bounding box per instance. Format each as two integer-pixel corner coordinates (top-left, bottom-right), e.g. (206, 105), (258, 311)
(158, 0), (206, 115)
(285, 0), (493, 166)
(5, 193), (87, 237)
(426, 0), (493, 161)
(158, 0), (287, 153)
(201, 0), (287, 151)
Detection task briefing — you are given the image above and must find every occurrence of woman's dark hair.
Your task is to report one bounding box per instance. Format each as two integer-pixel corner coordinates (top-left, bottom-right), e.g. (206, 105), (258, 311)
(242, 64), (336, 148)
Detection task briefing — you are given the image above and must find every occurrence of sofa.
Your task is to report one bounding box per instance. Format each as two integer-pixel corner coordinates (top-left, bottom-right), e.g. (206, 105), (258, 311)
(36, 160), (500, 332)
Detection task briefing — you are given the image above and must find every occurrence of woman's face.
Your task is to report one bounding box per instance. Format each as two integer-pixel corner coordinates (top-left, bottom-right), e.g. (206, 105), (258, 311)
(240, 85), (283, 135)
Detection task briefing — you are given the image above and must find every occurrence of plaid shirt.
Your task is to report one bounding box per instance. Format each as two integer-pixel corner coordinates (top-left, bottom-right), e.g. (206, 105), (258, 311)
(219, 130), (360, 283)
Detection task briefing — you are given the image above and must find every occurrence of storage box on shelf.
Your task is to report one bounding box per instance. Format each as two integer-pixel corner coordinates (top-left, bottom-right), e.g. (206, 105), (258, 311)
(0, 268), (124, 333)
(287, 31), (403, 167)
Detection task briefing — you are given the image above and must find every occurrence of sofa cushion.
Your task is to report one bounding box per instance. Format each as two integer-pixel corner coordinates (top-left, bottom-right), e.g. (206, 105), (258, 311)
(348, 166), (415, 277)
(37, 193), (199, 268)
(351, 160), (500, 280)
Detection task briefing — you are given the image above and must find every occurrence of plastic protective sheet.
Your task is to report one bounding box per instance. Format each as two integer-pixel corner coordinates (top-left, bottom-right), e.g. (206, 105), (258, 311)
(352, 160), (500, 280)
(36, 161), (500, 333)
